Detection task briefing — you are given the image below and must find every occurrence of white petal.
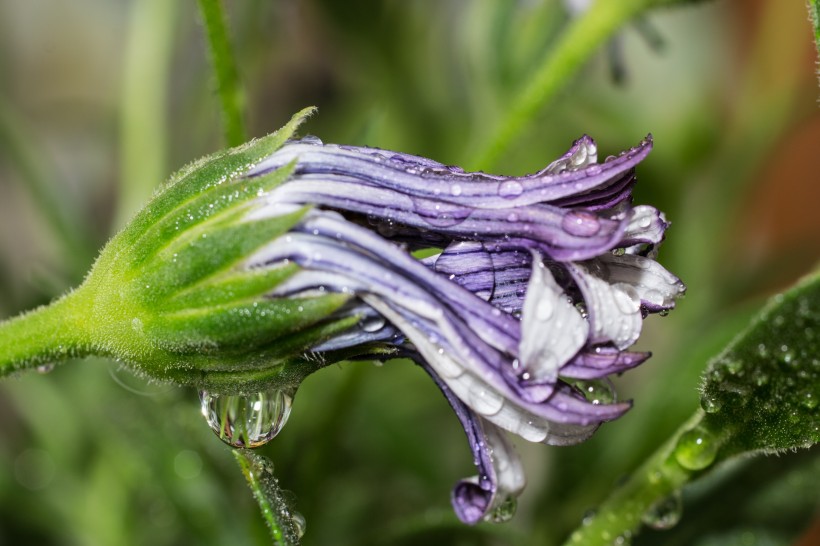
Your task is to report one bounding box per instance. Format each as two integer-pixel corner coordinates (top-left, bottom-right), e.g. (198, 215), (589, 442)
(567, 262), (642, 349)
(597, 253), (685, 310)
(480, 418), (526, 500)
(520, 253), (589, 382)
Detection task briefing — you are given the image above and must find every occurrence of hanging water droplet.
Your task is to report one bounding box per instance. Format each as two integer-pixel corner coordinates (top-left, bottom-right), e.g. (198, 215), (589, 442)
(36, 363), (55, 374)
(641, 490), (682, 530)
(291, 511), (306, 538)
(674, 424), (718, 470)
(199, 389), (293, 448)
(485, 497), (517, 523)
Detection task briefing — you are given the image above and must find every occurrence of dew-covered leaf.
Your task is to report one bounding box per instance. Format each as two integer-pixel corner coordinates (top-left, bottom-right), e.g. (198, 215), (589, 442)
(699, 270), (819, 457)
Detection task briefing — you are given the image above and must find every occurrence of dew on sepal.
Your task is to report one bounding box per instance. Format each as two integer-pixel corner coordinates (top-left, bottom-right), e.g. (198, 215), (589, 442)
(484, 497), (517, 524)
(674, 424), (719, 471)
(200, 389), (293, 448)
(577, 379), (617, 405)
(641, 490), (682, 530)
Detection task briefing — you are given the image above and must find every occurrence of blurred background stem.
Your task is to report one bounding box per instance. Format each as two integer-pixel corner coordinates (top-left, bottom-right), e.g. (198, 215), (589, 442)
(196, 0), (247, 147)
(470, 0), (656, 171)
(115, 0), (179, 228)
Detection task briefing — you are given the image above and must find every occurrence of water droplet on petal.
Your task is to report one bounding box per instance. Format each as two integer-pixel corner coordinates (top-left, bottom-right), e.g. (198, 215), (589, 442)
(562, 211), (601, 237)
(485, 497), (517, 523)
(468, 387), (504, 416)
(498, 180), (524, 198)
(450, 184), (463, 196)
(641, 490), (682, 530)
(300, 135), (323, 145)
(674, 425), (718, 470)
(199, 389), (293, 448)
(360, 315), (386, 333)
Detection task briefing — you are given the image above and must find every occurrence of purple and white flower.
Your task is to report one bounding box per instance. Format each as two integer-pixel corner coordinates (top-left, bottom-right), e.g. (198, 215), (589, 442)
(240, 132), (684, 523)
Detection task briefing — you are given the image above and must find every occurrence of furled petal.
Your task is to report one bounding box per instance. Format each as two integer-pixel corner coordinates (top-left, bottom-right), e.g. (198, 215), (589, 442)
(433, 241), (495, 301)
(265, 178), (626, 261)
(595, 252), (685, 313)
(620, 204), (670, 248)
(518, 252), (588, 399)
(247, 135), (653, 209)
(420, 364), (525, 525)
(566, 261), (643, 349)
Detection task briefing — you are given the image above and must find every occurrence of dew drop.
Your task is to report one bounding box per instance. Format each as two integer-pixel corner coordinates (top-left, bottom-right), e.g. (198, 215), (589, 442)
(199, 389), (293, 448)
(641, 490), (682, 530)
(291, 511), (307, 538)
(36, 363), (55, 374)
(485, 497), (517, 523)
(674, 425), (718, 470)
(468, 388), (504, 416)
(577, 379), (617, 405)
(360, 315), (386, 333)
(535, 299), (554, 321)
(701, 396), (722, 413)
(450, 184), (463, 196)
(561, 211), (601, 237)
(498, 180), (524, 198)
(300, 135), (323, 145)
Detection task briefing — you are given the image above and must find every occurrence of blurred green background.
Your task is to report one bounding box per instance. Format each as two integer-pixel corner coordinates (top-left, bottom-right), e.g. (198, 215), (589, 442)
(0, 1), (818, 545)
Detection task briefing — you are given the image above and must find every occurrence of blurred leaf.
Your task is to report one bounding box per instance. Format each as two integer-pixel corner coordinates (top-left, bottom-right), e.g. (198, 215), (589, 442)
(699, 269), (820, 457)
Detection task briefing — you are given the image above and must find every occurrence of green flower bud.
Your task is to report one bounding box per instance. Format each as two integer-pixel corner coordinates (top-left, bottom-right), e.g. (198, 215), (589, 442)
(0, 108), (359, 393)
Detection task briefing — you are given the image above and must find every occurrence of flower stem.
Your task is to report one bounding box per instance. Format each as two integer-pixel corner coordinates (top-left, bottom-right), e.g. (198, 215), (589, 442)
(0, 286), (95, 376)
(562, 411), (707, 546)
(471, 0), (654, 171)
(197, 0), (247, 147)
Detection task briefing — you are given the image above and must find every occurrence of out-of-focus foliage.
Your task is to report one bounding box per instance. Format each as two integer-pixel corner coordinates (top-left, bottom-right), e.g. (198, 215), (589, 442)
(0, 1), (817, 545)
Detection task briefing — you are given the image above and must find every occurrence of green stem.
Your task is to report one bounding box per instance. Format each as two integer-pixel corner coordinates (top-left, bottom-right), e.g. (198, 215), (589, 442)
(562, 411), (712, 546)
(197, 0), (247, 147)
(234, 449), (302, 545)
(0, 286), (95, 376)
(471, 0), (653, 171)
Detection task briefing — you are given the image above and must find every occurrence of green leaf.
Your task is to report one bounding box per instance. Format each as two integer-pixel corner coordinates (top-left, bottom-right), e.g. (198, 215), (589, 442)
(233, 449), (304, 546)
(699, 270), (820, 456)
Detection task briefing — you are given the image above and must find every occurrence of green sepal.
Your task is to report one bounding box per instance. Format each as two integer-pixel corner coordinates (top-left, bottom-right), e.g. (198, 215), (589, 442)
(115, 107), (313, 250)
(164, 263), (300, 311)
(134, 206), (308, 301)
(144, 294), (350, 354)
(124, 161), (298, 269)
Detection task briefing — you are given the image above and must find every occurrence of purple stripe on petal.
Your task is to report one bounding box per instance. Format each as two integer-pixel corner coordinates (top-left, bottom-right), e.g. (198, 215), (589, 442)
(560, 348), (651, 379)
(417, 361), (525, 525)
